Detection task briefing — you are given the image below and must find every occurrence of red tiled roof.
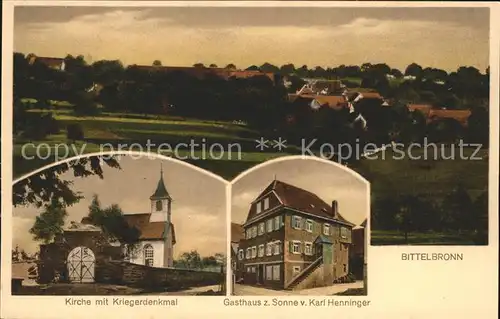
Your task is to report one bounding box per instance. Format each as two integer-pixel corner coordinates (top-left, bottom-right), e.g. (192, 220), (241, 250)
(253, 180), (354, 226)
(407, 104), (433, 116)
(130, 65), (274, 82)
(119, 213), (176, 243)
(359, 92), (383, 100)
(314, 95), (348, 110)
(290, 94), (348, 110)
(231, 223), (245, 243)
(428, 109), (471, 126)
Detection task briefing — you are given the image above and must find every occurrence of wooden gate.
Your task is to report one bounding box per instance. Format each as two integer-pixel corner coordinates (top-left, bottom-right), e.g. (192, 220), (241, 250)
(67, 246), (95, 283)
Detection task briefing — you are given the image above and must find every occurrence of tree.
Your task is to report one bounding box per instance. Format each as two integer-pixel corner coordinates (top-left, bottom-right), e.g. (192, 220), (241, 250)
(29, 198), (68, 244)
(246, 65), (260, 71)
(260, 62), (280, 73)
(12, 245), (21, 262)
(85, 195), (141, 254)
(472, 191), (488, 244)
(440, 184), (474, 231)
(152, 60), (162, 66)
(66, 123), (85, 142)
(175, 250), (203, 269)
(209, 64), (218, 68)
(467, 106), (489, 145)
(404, 63), (423, 78)
(225, 63), (236, 70)
(193, 63), (205, 68)
(279, 63), (295, 75)
(13, 155), (121, 208)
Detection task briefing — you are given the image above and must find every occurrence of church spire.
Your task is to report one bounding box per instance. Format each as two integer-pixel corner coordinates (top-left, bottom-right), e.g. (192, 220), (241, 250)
(150, 164), (171, 200)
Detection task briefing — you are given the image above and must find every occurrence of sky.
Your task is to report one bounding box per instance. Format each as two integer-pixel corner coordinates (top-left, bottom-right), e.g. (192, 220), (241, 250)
(231, 158), (369, 227)
(12, 155), (227, 258)
(13, 6), (490, 72)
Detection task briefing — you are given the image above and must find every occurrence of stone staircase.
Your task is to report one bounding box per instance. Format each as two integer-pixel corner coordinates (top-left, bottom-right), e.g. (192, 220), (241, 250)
(285, 256), (323, 290)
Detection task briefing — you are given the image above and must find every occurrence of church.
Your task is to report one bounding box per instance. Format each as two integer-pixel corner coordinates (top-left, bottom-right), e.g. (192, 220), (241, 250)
(121, 166), (176, 268)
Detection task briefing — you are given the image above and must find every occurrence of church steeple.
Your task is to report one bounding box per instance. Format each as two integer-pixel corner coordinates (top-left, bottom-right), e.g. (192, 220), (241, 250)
(150, 163), (171, 201)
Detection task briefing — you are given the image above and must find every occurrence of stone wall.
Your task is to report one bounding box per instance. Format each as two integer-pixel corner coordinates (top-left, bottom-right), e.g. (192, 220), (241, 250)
(99, 261), (224, 291)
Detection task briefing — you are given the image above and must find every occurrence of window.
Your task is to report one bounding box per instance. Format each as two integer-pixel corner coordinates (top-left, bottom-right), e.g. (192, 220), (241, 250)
(246, 266), (251, 272)
(266, 219), (273, 233)
(293, 266), (301, 275)
(246, 229), (251, 239)
(274, 216), (281, 229)
(266, 243), (273, 256)
(246, 248), (251, 259)
(252, 226), (257, 238)
(274, 241), (281, 255)
(343, 264), (347, 272)
(258, 245), (264, 257)
(341, 227), (348, 239)
(291, 241), (301, 254)
(252, 266), (256, 273)
(251, 246), (257, 259)
(258, 223), (265, 235)
(263, 197), (270, 210)
(272, 265), (280, 280)
(305, 220), (313, 232)
(256, 202), (262, 214)
(144, 244), (154, 267)
(238, 249), (244, 260)
(304, 242), (313, 255)
(155, 200), (163, 211)
(266, 265), (273, 280)
(323, 223), (330, 235)
(292, 216), (302, 229)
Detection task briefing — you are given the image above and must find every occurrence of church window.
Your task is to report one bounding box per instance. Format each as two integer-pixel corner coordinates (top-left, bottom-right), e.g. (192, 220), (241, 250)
(144, 244), (154, 266)
(156, 200), (163, 211)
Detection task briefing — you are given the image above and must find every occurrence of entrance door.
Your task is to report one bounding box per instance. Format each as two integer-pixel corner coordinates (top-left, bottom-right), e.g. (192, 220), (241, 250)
(67, 246), (95, 283)
(258, 265), (264, 284)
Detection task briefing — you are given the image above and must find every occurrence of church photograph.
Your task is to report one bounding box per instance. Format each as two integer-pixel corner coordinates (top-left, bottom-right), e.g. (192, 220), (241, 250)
(230, 157), (368, 296)
(10, 153), (227, 295)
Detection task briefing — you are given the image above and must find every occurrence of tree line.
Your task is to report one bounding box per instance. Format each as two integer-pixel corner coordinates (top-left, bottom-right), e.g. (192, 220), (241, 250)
(13, 52), (490, 150)
(372, 184), (488, 244)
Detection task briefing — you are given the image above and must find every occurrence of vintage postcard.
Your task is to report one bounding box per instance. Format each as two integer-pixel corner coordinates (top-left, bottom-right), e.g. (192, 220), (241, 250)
(1, 1), (499, 318)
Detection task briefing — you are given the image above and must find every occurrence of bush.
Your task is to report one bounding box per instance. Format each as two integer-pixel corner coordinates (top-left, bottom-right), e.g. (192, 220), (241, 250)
(66, 123), (85, 141)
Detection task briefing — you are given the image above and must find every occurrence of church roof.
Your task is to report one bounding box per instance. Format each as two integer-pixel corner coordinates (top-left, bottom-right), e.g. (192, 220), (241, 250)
(150, 168), (171, 200)
(122, 213), (176, 243)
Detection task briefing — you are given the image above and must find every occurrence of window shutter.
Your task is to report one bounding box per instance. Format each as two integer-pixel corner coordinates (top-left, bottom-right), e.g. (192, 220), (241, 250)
(300, 218), (305, 230)
(290, 215), (294, 228)
(280, 215), (284, 227)
(289, 241), (293, 253)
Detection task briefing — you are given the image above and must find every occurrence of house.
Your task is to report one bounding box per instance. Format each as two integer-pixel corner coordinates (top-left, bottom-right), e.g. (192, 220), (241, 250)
(288, 94), (348, 111)
(407, 103), (433, 116)
(407, 104), (472, 127)
(231, 223), (245, 279)
(237, 179), (355, 290)
(296, 80), (344, 96)
(82, 166), (177, 268)
(132, 65), (275, 83)
(28, 55), (66, 71)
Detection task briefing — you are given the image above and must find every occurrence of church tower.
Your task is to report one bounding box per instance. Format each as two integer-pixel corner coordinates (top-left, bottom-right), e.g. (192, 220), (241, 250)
(149, 164), (174, 267)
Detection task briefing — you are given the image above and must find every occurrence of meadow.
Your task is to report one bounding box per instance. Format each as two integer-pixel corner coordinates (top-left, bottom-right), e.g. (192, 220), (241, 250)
(14, 102), (489, 245)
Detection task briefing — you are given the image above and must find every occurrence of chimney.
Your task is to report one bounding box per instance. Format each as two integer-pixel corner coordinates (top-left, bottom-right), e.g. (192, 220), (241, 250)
(332, 200), (339, 219)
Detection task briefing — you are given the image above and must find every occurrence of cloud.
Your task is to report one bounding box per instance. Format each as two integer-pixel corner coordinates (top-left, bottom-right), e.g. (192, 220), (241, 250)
(14, 9), (488, 71)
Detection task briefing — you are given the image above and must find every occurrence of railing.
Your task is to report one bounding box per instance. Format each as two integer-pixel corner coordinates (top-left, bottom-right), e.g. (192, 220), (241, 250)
(285, 256), (323, 289)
